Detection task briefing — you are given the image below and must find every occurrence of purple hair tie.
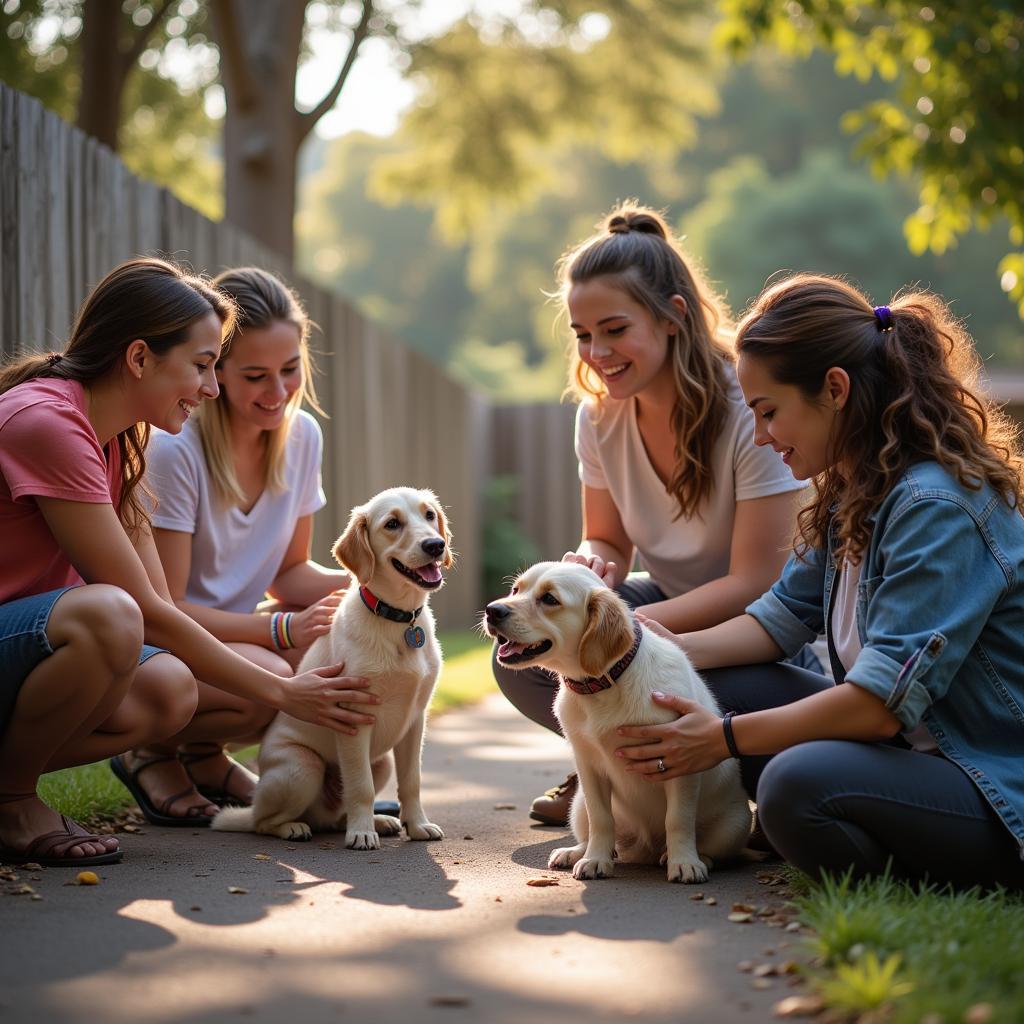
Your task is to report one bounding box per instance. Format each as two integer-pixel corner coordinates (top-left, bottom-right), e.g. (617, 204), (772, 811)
(873, 305), (893, 331)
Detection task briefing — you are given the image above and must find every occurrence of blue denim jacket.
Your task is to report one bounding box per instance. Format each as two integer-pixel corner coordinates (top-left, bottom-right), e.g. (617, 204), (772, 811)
(747, 461), (1024, 858)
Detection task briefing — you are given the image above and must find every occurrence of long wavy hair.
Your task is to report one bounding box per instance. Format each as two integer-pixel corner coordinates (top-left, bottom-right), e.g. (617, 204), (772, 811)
(736, 274), (1023, 562)
(195, 267), (322, 507)
(561, 202), (735, 519)
(0, 257), (236, 529)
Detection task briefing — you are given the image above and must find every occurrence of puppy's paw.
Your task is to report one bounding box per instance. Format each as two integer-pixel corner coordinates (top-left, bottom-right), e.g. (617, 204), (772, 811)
(666, 858), (709, 884)
(405, 820), (444, 841)
(548, 845), (585, 870)
(270, 821), (312, 842)
(374, 814), (402, 836)
(345, 829), (381, 851)
(572, 856), (615, 880)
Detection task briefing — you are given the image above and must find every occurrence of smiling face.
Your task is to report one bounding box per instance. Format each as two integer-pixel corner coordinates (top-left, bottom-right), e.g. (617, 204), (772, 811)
(333, 487), (453, 601)
(139, 311), (222, 432)
(215, 319), (303, 432)
(483, 562), (635, 680)
(736, 352), (844, 480)
(568, 277), (678, 402)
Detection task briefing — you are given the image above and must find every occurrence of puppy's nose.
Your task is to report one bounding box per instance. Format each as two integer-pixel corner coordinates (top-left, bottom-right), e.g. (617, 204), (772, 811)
(485, 602), (511, 624)
(421, 537), (446, 559)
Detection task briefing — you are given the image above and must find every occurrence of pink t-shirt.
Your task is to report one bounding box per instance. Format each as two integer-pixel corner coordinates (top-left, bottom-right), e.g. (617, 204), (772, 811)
(0, 377), (121, 603)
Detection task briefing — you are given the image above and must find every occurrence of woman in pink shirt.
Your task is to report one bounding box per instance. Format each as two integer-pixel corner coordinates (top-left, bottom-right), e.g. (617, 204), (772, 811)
(0, 258), (377, 866)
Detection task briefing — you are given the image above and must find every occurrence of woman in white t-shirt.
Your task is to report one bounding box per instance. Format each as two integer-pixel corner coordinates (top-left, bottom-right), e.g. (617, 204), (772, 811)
(125, 267), (360, 822)
(494, 203), (829, 825)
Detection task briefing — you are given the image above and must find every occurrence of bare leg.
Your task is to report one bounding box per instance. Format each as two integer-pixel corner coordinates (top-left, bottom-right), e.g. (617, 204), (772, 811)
(0, 586), (147, 858)
(122, 642), (283, 817)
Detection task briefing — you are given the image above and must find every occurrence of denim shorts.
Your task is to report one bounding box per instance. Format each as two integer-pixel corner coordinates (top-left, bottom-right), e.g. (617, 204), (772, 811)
(0, 586), (165, 736)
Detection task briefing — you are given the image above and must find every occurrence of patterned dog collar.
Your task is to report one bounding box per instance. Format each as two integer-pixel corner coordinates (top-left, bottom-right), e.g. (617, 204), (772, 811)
(563, 621), (644, 696)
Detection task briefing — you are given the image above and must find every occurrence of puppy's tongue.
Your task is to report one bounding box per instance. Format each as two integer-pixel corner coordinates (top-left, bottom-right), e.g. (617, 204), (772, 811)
(414, 563), (442, 584)
(498, 640), (528, 658)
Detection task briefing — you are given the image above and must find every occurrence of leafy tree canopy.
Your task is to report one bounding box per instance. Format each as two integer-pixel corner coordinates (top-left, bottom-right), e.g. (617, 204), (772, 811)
(716, 0), (1024, 314)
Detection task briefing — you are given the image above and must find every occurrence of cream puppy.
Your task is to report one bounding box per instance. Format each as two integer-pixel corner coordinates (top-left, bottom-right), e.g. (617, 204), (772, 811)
(484, 561), (751, 883)
(213, 487), (451, 850)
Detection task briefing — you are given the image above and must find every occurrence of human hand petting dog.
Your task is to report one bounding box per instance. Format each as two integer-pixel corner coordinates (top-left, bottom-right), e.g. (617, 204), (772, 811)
(615, 692), (730, 779)
(560, 551), (617, 586)
(289, 590), (344, 648)
(282, 663), (379, 736)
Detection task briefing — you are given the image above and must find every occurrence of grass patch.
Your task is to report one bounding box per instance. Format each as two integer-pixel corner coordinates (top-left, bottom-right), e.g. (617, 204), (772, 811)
(433, 629), (496, 713)
(793, 870), (1024, 1022)
(37, 630), (497, 821)
(37, 760), (129, 822)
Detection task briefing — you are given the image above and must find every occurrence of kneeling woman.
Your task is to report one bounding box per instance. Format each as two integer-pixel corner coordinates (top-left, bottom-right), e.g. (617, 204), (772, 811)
(617, 275), (1024, 890)
(0, 259), (376, 863)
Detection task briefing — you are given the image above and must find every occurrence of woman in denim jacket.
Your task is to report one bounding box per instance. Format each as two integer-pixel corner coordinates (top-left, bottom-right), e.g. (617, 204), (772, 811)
(616, 274), (1024, 889)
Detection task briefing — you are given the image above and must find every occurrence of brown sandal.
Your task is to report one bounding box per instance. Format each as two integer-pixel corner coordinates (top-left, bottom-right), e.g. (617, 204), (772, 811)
(109, 753), (214, 827)
(177, 743), (255, 808)
(0, 811), (122, 866)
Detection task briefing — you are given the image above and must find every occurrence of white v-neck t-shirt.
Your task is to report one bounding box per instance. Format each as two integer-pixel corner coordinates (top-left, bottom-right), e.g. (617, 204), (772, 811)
(574, 374), (805, 597)
(147, 411), (327, 613)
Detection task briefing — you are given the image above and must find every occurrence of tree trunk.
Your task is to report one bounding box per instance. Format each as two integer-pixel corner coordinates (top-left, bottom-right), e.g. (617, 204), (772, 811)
(213, 0), (308, 262)
(77, 0), (127, 149)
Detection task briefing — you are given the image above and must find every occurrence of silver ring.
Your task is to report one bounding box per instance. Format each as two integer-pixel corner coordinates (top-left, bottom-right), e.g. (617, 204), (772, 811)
(657, 758), (667, 773)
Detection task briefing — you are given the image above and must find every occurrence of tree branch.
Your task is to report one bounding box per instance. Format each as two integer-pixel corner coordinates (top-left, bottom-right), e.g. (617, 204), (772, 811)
(209, 0), (259, 109)
(120, 0), (176, 72)
(296, 0), (374, 142)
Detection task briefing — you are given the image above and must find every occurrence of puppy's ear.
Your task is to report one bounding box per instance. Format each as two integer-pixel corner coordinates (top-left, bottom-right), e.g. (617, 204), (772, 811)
(436, 504), (455, 569)
(578, 588), (634, 678)
(333, 509), (375, 582)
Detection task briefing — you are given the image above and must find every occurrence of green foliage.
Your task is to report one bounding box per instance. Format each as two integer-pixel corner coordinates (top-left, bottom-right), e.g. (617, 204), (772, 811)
(373, 1), (719, 240)
(795, 871), (1024, 1023)
(684, 148), (1023, 362)
(433, 631), (496, 713)
(0, 0), (221, 217)
(716, 0), (1024, 315)
(481, 476), (540, 601)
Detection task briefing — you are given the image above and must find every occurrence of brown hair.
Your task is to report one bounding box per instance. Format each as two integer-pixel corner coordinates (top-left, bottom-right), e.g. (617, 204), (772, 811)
(196, 267), (322, 507)
(0, 257), (236, 529)
(736, 273), (1023, 561)
(561, 201), (735, 518)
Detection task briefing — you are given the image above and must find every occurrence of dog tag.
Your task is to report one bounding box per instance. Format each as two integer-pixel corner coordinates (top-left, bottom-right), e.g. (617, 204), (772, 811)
(405, 625), (426, 649)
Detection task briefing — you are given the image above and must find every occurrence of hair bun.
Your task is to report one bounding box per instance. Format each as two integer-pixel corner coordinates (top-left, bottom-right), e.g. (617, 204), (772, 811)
(605, 207), (669, 240)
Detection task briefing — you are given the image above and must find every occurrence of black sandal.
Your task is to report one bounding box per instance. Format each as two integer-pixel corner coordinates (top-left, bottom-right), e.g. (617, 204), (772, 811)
(177, 744), (255, 808)
(109, 753), (214, 827)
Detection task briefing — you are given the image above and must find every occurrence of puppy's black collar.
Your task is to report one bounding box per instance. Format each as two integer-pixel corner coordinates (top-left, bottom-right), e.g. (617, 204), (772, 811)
(563, 621), (644, 696)
(359, 585), (422, 624)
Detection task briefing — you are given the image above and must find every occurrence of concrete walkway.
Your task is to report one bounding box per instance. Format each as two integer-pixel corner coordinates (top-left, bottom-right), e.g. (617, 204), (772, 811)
(0, 695), (812, 1024)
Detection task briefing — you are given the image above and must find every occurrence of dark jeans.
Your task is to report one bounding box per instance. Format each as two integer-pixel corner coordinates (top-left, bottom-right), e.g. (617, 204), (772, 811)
(758, 741), (1024, 891)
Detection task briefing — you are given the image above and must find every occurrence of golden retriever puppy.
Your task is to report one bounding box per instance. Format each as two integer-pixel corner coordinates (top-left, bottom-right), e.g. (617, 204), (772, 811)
(213, 487), (452, 849)
(484, 561), (751, 883)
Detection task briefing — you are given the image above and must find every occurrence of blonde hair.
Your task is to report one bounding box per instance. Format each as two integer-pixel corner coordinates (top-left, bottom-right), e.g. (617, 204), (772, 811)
(561, 202), (735, 519)
(736, 273), (1023, 562)
(196, 267), (322, 507)
(0, 257), (235, 530)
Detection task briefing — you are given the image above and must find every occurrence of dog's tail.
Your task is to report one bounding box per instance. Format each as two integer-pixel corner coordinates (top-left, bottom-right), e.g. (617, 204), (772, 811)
(210, 806), (255, 832)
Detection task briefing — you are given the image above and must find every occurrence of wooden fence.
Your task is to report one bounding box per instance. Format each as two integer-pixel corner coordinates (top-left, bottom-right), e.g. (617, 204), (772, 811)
(0, 84), (489, 628)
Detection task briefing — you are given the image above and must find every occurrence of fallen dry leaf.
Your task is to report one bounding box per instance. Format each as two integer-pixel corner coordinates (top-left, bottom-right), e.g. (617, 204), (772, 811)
(253, 854), (271, 861)
(772, 994), (825, 1018)
(728, 912), (754, 923)
(493, 803), (516, 811)
(732, 902), (756, 913)
(227, 886), (248, 895)
(429, 995), (472, 1007)
(754, 964), (777, 977)
(463, 836), (474, 840)
(752, 978), (774, 990)
(23, 862), (42, 871)
(75, 871), (99, 886)
(784, 922), (802, 933)
(689, 892), (705, 901)
(705, 896), (718, 906)
(526, 877), (560, 887)
(737, 961), (754, 973)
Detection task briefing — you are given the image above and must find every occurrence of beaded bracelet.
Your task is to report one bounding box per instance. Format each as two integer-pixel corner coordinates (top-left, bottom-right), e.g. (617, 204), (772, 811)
(722, 711), (742, 759)
(270, 611), (296, 651)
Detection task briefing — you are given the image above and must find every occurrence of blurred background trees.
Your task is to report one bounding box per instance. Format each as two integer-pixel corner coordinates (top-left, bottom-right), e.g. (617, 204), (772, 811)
(2, 0), (1020, 397)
